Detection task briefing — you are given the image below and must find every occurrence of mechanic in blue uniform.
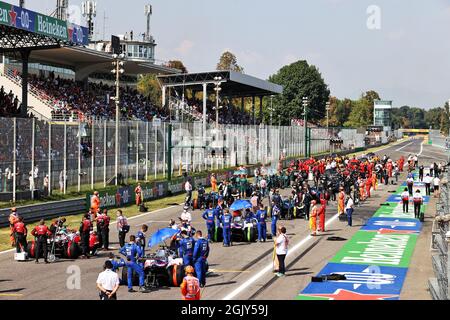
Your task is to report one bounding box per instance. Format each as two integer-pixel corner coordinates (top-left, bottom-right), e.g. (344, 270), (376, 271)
(256, 203), (267, 242)
(220, 209), (233, 247)
(244, 208), (256, 223)
(135, 224), (148, 256)
(193, 230), (210, 287)
(271, 203), (281, 237)
(119, 235), (146, 293)
(202, 203), (217, 242)
(215, 197), (224, 220)
(178, 230), (195, 267)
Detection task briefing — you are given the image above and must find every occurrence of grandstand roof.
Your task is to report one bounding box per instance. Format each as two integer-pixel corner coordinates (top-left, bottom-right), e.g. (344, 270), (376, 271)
(27, 46), (177, 76)
(157, 70), (283, 97)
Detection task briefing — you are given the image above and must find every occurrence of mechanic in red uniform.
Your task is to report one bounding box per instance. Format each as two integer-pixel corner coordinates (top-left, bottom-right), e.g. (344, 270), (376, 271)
(79, 214), (92, 259)
(13, 217), (28, 253)
(31, 219), (52, 264)
(100, 210), (111, 250)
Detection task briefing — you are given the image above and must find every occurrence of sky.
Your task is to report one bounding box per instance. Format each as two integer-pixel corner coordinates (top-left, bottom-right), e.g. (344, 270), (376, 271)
(16, 0), (450, 109)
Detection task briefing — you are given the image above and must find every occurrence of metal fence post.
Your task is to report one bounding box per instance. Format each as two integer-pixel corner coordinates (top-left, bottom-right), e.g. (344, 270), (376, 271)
(63, 119), (67, 195)
(103, 120), (107, 188)
(78, 122), (81, 192)
(145, 121), (149, 182)
(48, 122), (52, 195)
(136, 121), (139, 182)
(154, 124), (157, 179)
(12, 118), (16, 203)
(163, 122), (166, 177)
(31, 117), (35, 200)
(91, 121), (94, 190)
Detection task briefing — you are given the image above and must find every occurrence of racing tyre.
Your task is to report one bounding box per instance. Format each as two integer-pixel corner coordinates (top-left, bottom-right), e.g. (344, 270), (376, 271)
(214, 226), (223, 243)
(168, 264), (185, 287)
(122, 266), (140, 286)
(27, 241), (36, 258)
(244, 226), (257, 242)
(65, 241), (81, 259)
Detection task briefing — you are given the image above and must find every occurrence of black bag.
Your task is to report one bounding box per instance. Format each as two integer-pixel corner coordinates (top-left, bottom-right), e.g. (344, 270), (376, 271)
(122, 225), (130, 233)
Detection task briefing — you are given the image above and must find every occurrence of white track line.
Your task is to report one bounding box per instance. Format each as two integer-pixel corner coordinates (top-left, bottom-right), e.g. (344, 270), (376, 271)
(396, 142), (414, 152)
(418, 140), (424, 156)
(222, 213), (340, 300)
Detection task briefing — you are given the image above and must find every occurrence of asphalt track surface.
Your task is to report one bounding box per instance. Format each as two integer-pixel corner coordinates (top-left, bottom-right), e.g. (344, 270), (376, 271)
(0, 138), (444, 300)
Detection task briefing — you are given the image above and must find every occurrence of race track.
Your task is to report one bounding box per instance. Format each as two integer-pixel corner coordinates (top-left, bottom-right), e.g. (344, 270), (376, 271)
(0, 138), (444, 300)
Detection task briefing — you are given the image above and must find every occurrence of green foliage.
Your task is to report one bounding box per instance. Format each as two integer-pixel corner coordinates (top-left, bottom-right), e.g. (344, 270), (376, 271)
(217, 51), (244, 73)
(268, 60), (330, 125)
(168, 60), (188, 73)
(137, 74), (161, 107)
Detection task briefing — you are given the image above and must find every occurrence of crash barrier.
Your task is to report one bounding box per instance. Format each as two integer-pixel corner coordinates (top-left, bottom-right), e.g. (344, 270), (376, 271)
(297, 171), (426, 300)
(0, 198), (85, 228)
(429, 172), (450, 300)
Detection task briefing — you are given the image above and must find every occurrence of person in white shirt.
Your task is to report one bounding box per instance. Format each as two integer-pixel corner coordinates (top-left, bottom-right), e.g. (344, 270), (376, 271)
(97, 260), (120, 300)
(423, 174), (433, 196)
(275, 226), (289, 277)
(260, 178), (267, 197)
(406, 176), (414, 196)
(433, 176), (441, 198)
(116, 210), (129, 248)
(28, 172), (34, 192)
(180, 209), (192, 224)
(345, 193), (354, 227)
(401, 188), (410, 213)
(185, 180), (193, 206)
(413, 190), (423, 220)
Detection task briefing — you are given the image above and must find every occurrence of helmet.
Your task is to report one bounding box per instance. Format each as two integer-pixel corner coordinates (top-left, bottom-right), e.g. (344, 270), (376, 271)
(185, 265), (194, 274)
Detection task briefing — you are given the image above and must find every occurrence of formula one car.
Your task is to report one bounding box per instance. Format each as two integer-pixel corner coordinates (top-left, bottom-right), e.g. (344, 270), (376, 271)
(26, 230), (81, 261)
(122, 246), (209, 289)
(212, 211), (258, 243)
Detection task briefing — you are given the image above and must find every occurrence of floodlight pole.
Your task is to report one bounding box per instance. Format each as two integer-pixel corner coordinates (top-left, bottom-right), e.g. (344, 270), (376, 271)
(112, 54), (125, 186)
(302, 97), (309, 158)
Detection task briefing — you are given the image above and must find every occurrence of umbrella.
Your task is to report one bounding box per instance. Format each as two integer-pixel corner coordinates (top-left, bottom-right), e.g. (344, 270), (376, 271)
(229, 199), (253, 211)
(148, 228), (179, 248)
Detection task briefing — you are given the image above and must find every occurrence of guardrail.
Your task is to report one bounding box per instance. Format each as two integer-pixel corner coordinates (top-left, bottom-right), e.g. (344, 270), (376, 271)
(429, 172), (450, 300)
(0, 198), (85, 228)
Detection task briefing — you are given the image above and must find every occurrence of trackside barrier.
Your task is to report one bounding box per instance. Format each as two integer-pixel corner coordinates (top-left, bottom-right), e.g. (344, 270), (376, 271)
(429, 172), (450, 300)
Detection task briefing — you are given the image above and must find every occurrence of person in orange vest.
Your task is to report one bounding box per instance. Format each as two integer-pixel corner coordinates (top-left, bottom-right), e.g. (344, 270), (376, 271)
(135, 183), (143, 206)
(338, 187), (345, 216)
(365, 175), (372, 198)
(318, 194), (327, 232)
(210, 173), (217, 193)
(310, 200), (318, 236)
(358, 178), (366, 201)
(180, 265), (201, 300)
(9, 207), (19, 247)
(372, 172), (378, 191)
(13, 216), (27, 253)
(91, 191), (101, 218)
(386, 160), (393, 178)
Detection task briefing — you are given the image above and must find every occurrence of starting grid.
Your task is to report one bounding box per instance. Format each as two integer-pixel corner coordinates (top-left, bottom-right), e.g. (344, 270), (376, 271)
(297, 172), (428, 300)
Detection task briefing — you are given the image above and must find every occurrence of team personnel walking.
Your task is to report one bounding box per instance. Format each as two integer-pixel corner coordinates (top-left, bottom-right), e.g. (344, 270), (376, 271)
(275, 227), (289, 277)
(193, 230), (209, 288)
(31, 219), (52, 264)
(413, 189), (424, 221)
(256, 204), (267, 242)
(401, 188), (410, 213)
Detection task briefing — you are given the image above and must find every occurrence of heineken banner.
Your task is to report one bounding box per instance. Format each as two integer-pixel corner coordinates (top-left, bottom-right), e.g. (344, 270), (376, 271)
(86, 169), (239, 211)
(0, 1), (88, 45)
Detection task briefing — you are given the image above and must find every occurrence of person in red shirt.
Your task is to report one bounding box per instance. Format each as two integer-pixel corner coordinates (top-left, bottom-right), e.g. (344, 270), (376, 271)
(89, 231), (99, 256)
(79, 214), (92, 259)
(99, 210), (111, 250)
(13, 217), (27, 253)
(31, 219), (52, 264)
(318, 194), (327, 232)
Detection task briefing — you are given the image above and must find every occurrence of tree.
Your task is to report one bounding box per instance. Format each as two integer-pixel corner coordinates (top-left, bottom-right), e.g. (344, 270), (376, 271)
(137, 74), (161, 107)
(344, 99), (372, 128)
(268, 60), (330, 125)
(167, 60), (188, 73)
(217, 51), (244, 73)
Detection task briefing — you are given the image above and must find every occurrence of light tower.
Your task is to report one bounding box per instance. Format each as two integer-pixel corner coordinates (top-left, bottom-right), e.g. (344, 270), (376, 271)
(55, 0), (69, 20)
(82, 0), (97, 41)
(144, 4), (152, 41)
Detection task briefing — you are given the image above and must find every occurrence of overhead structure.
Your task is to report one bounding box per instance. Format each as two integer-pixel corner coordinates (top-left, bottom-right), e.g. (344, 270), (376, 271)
(0, 0), (89, 116)
(157, 70), (283, 130)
